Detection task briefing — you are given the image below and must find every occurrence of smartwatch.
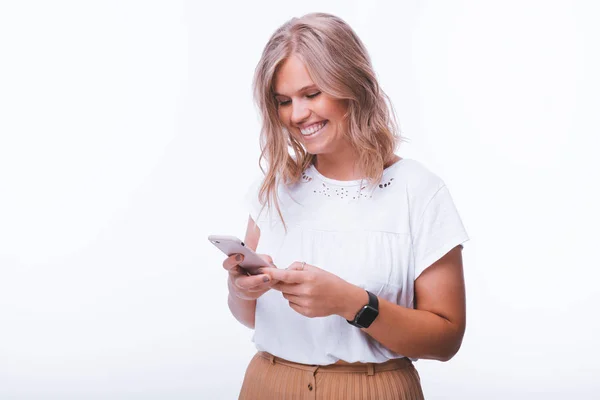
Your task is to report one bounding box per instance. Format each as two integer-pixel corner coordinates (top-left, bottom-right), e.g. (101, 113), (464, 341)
(347, 290), (379, 328)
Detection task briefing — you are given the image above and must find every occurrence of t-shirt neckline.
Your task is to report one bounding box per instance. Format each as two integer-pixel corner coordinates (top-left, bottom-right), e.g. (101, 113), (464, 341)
(307, 158), (406, 187)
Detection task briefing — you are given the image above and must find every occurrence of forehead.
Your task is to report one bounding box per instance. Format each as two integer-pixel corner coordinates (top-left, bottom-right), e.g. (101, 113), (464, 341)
(273, 55), (316, 96)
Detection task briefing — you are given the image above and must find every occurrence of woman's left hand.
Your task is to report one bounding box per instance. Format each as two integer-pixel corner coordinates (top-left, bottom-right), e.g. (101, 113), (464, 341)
(263, 262), (366, 319)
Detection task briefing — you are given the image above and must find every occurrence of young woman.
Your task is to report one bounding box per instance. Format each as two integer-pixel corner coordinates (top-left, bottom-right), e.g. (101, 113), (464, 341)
(222, 12), (469, 400)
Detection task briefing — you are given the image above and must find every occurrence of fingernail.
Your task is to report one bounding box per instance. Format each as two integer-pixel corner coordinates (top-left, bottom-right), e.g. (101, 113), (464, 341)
(235, 254), (242, 262)
(262, 275), (270, 283)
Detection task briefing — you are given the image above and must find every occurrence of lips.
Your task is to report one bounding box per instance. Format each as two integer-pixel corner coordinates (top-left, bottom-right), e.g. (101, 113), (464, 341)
(300, 120), (328, 136)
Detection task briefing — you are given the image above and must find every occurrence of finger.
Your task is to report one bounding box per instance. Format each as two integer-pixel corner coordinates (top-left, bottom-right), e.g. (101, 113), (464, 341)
(286, 261), (312, 271)
(282, 292), (304, 305)
(223, 254), (244, 271)
(226, 263), (247, 275)
(228, 265), (250, 277)
(246, 273), (275, 292)
(267, 268), (304, 284)
(234, 274), (269, 289)
(247, 280), (273, 292)
(271, 282), (302, 295)
(234, 274), (271, 290)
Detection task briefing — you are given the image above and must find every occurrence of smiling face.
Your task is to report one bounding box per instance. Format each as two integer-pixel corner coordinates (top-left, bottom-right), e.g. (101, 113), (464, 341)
(273, 54), (349, 157)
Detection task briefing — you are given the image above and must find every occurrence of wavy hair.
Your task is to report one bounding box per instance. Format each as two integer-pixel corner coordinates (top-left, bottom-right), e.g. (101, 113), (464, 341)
(252, 12), (404, 231)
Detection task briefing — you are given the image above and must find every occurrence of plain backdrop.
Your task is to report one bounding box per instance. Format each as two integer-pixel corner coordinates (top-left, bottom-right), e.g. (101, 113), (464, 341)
(1, 1), (599, 399)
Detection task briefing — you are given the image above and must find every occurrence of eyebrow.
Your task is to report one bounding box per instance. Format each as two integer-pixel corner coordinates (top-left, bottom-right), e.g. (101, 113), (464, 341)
(273, 85), (318, 97)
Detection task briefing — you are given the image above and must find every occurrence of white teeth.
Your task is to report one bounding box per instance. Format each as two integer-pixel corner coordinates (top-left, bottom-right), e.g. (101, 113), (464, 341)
(301, 121), (327, 136)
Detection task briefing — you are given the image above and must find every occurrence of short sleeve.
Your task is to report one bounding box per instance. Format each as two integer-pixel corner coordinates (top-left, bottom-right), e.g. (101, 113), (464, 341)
(412, 184), (470, 279)
(243, 176), (264, 227)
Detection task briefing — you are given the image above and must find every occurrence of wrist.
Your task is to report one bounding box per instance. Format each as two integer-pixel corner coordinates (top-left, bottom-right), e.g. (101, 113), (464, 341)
(227, 277), (253, 303)
(228, 291), (256, 307)
(339, 284), (369, 321)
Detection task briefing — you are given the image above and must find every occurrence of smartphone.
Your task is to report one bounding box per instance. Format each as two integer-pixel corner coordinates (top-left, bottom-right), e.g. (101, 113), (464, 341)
(208, 234), (272, 275)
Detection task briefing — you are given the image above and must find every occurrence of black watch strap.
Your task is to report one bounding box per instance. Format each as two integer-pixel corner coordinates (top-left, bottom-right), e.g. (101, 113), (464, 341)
(347, 290), (379, 328)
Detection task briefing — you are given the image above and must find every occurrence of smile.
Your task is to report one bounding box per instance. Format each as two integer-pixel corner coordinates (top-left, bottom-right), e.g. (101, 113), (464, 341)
(300, 121), (328, 137)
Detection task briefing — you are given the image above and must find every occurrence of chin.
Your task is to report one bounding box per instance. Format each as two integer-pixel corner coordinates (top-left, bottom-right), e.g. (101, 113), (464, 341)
(303, 138), (331, 154)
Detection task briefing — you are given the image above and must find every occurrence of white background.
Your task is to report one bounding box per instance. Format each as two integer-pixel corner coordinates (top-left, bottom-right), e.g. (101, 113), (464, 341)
(1, 1), (598, 399)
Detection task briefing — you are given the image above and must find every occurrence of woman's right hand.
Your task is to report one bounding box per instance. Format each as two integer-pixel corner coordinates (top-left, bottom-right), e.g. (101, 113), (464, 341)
(223, 254), (277, 301)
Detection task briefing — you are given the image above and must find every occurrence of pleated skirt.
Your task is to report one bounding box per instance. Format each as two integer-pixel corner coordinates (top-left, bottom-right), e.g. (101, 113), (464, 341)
(238, 351), (424, 400)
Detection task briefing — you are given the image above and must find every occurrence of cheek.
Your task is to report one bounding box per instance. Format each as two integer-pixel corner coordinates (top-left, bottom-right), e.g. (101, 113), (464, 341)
(319, 98), (347, 121)
(327, 103), (347, 132)
(277, 109), (297, 139)
(334, 100), (348, 119)
(278, 107), (291, 126)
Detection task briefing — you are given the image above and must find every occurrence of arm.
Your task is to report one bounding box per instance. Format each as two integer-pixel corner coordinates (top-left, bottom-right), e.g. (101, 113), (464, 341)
(226, 215), (262, 329)
(340, 245), (466, 361)
(227, 282), (257, 329)
(268, 245), (466, 361)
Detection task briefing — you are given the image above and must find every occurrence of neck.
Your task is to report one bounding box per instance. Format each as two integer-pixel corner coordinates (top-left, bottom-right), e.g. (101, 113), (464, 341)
(313, 151), (402, 181)
(313, 143), (360, 181)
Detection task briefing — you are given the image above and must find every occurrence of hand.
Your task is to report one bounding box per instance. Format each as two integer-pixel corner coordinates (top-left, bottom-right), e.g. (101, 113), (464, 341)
(222, 253), (278, 301)
(268, 262), (366, 318)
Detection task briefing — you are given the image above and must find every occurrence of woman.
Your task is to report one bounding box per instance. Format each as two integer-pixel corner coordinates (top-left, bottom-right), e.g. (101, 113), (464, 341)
(223, 12), (469, 399)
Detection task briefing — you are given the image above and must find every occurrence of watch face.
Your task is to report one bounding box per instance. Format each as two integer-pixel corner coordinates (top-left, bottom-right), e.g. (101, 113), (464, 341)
(357, 305), (379, 327)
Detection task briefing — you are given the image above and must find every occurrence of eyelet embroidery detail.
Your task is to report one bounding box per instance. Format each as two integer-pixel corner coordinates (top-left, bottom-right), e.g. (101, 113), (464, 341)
(354, 185), (372, 199)
(306, 168), (399, 199)
(378, 178), (394, 188)
(313, 182), (373, 199)
(314, 183), (333, 197)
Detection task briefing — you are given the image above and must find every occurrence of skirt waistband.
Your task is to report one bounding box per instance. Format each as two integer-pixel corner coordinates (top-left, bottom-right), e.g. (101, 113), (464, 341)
(257, 351), (412, 375)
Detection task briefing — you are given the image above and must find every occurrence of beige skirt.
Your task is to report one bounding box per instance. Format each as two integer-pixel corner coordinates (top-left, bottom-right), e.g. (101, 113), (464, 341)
(238, 351), (424, 400)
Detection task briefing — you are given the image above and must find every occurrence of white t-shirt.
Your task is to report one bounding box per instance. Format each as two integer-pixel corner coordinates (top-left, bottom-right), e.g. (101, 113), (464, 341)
(244, 158), (469, 365)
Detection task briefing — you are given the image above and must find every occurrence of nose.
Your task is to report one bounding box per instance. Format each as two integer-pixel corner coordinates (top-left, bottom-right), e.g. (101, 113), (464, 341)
(291, 99), (311, 125)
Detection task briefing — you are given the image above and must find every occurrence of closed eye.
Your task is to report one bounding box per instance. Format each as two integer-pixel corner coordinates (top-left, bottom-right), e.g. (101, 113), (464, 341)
(276, 92), (321, 107)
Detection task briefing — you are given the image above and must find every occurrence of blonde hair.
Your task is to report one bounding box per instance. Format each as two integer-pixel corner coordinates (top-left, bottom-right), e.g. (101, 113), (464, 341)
(252, 12), (404, 231)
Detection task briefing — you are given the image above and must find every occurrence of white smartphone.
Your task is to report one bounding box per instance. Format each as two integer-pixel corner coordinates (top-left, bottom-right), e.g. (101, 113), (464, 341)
(208, 234), (272, 275)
